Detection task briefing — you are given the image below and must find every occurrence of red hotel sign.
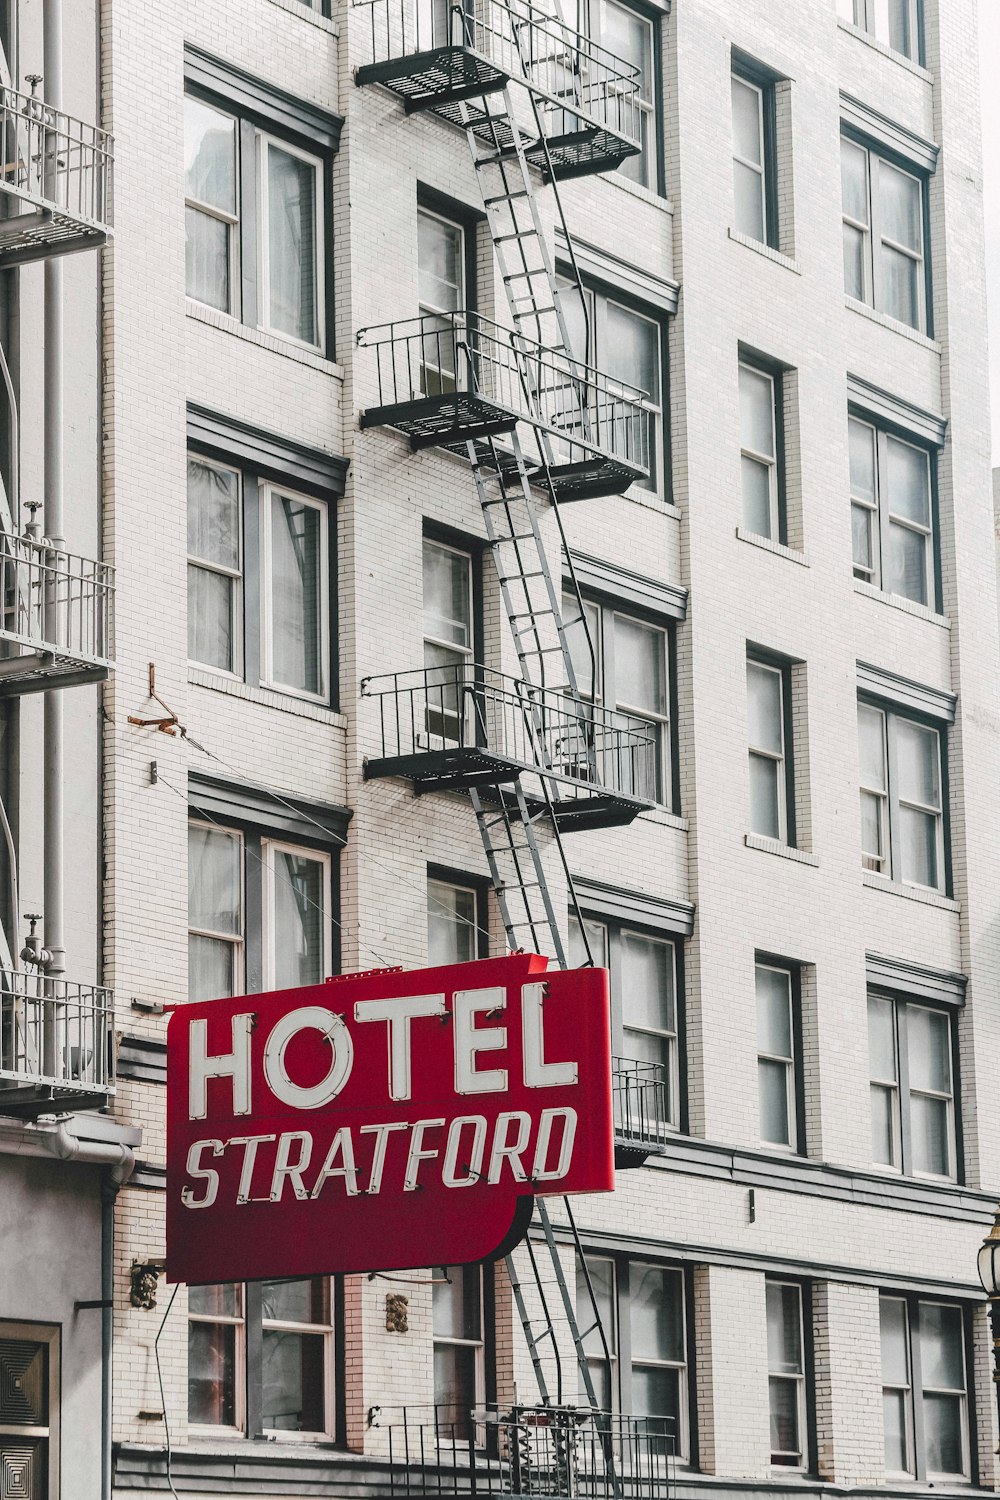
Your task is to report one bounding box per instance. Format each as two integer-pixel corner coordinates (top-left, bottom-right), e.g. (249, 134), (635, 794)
(166, 954), (614, 1282)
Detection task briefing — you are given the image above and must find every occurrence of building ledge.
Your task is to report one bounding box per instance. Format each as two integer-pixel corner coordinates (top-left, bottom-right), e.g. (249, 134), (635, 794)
(727, 228), (799, 274)
(744, 834), (818, 867)
(852, 578), (949, 628)
(736, 527), (809, 567)
(862, 870), (959, 911)
(836, 17), (933, 82)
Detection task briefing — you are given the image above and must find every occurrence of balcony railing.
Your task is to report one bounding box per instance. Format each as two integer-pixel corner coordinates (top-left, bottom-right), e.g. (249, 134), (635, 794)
(384, 1406), (674, 1498)
(362, 663), (656, 828)
(613, 1057), (671, 1163)
(0, 87), (113, 264)
(357, 311), (651, 498)
(0, 533), (115, 693)
(355, 0), (642, 177)
(0, 967), (116, 1113)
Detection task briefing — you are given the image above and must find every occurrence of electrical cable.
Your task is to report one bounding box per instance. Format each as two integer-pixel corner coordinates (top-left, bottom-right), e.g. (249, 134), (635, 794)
(153, 1281), (182, 1499)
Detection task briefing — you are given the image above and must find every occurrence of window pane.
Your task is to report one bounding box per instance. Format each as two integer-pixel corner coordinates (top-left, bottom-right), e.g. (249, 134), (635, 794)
(424, 541), (472, 648)
(747, 663), (783, 754)
(418, 211), (464, 315)
(599, 0), (651, 94)
(262, 1329), (325, 1430)
(860, 789), (884, 864)
(749, 754), (781, 839)
(885, 438), (930, 527)
(740, 366), (775, 458)
(433, 1266), (481, 1340)
(731, 76), (762, 165)
(434, 1342), (477, 1431)
(900, 805), (938, 887)
(189, 826), (241, 934)
(188, 461), (240, 568)
(614, 615), (666, 716)
(923, 1393), (965, 1476)
(911, 1093), (950, 1176)
(756, 967), (792, 1056)
(871, 1083), (896, 1165)
(858, 706), (886, 790)
(882, 243), (919, 328)
(883, 1388), (910, 1473)
(269, 494), (323, 694)
(770, 1376), (802, 1462)
(841, 138), (869, 225)
(189, 1283), (241, 1317)
(267, 145), (319, 344)
(868, 997), (897, 1080)
(428, 880), (477, 966)
(270, 848), (325, 988)
(880, 1297), (909, 1386)
(759, 1058), (791, 1146)
(578, 1257), (616, 1359)
(605, 301), (659, 402)
(262, 1278), (328, 1325)
(766, 1284), (802, 1373)
(874, 0), (912, 55)
(853, 504), (874, 575)
(844, 222), (866, 300)
(630, 1264), (683, 1363)
(632, 1364), (680, 1428)
(849, 419), (876, 502)
(563, 595), (601, 701)
(907, 1006), (951, 1093)
(188, 1321), (236, 1426)
(189, 933), (236, 1002)
(734, 159), (765, 241)
(880, 161), (921, 252)
(886, 521), (927, 605)
(920, 1303), (965, 1390)
(896, 719), (940, 809)
(185, 98), (237, 212)
(567, 914), (607, 969)
(620, 931), (674, 1034)
(186, 206), (231, 312)
(188, 564), (235, 671)
(743, 455), (775, 536)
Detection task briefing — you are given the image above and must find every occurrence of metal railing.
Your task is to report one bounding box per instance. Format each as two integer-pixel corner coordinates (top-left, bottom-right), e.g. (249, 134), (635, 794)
(0, 533), (115, 672)
(613, 1057), (671, 1148)
(0, 967), (115, 1095)
(362, 662), (657, 802)
(0, 86), (113, 232)
(357, 311), (652, 480)
(384, 1406), (674, 1498)
(356, 0), (642, 151)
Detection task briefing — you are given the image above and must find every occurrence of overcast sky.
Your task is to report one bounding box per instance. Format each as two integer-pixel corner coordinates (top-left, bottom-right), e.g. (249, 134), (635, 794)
(982, 5), (1000, 463)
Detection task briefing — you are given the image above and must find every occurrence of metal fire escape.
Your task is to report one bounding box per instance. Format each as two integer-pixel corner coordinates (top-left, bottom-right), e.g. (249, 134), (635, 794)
(355, 0), (672, 1488)
(0, 13), (117, 1118)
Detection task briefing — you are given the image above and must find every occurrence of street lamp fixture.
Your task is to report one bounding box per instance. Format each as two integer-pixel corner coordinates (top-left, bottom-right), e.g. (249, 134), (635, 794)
(977, 1206), (1000, 1453)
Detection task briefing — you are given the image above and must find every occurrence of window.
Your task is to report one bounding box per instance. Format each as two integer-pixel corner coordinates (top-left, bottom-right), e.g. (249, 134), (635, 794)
(731, 68), (776, 247)
(842, 136), (927, 332)
(0, 1324), (59, 1499)
(564, 592), (672, 805)
(756, 962), (801, 1152)
(187, 456), (332, 703)
(576, 1255), (687, 1456)
(560, 281), (664, 494)
(568, 914), (680, 1129)
(858, 702), (945, 889)
(427, 876), (484, 965)
(747, 656), (793, 844)
(766, 1282), (808, 1469)
(740, 359), (784, 540)
(880, 1295), (970, 1480)
(837, 0), (921, 62)
(423, 537), (475, 744)
(590, 0), (657, 190)
(849, 416), (935, 607)
(188, 1279), (336, 1438)
(418, 205), (466, 394)
(868, 993), (956, 1178)
(188, 821), (334, 1001)
(185, 93), (326, 349)
(433, 1266), (486, 1438)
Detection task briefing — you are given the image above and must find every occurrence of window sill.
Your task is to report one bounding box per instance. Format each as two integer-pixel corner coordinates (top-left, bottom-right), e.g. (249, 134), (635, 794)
(268, 0), (340, 33)
(604, 173), (674, 215)
(844, 296), (941, 352)
(862, 870), (959, 912)
(640, 807), (689, 832)
(623, 487), (682, 520)
(727, 228), (799, 275)
(853, 578), (950, 628)
(189, 668), (348, 728)
(744, 834), (818, 867)
(736, 527), (809, 567)
(186, 299), (346, 378)
(836, 18), (932, 81)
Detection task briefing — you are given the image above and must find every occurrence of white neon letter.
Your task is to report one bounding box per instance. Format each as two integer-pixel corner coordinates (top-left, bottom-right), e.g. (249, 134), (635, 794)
(487, 1110), (532, 1183)
(403, 1118), (445, 1191)
(442, 1115), (487, 1188)
(454, 987), (508, 1095)
(310, 1127), (360, 1198)
(531, 1107), (577, 1181)
(229, 1134), (277, 1204)
(269, 1131), (314, 1201)
(359, 1121), (410, 1194)
(353, 993), (446, 1101)
(522, 983), (578, 1088)
(181, 1139), (224, 1209)
(188, 1014), (253, 1120)
(263, 1006), (354, 1110)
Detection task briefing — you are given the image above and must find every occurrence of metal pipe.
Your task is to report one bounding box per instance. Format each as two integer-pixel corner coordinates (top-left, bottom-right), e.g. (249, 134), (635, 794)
(101, 1178), (117, 1500)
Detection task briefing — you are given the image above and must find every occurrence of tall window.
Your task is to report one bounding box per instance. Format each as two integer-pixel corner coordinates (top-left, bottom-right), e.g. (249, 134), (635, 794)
(837, 0), (921, 62)
(0, 1324), (58, 1499)
(842, 135), (927, 332)
(187, 456), (332, 703)
(423, 537), (474, 743)
(756, 962), (801, 1152)
(740, 359), (783, 541)
(568, 914), (680, 1129)
(731, 67), (777, 247)
(591, 0), (657, 189)
(880, 1295), (969, 1480)
(185, 94), (325, 349)
(849, 416), (935, 607)
(188, 1280), (336, 1437)
(868, 993), (956, 1179)
(427, 876), (482, 965)
(576, 1255), (686, 1456)
(188, 821), (333, 1001)
(766, 1282), (808, 1469)
(433, 1266), (486, 1437)
(418, 206), (466, 394)
(858, 702), (945, 890)
(564, 592), (672, 805)
(747, 656), (793, 844)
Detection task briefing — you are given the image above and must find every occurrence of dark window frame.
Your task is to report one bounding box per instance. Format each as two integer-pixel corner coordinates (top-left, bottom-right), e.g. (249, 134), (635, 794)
(755, 953), (806, 1157)
(848, 409), (940, 612)
(427, 864), (490, 962)
(857, 694), (950, 895)
(878, 1291), (975, 1484)
(841, 127), (933, 338)
(867, 988), (961, 1184)
(764, 1277), (816, 1473)
(739, 347), (788, 545)
(843, 0), (924, 65)
(746, 648), (797, 849)
(731, 51), (780, 250)
(417, 184), (482, 318)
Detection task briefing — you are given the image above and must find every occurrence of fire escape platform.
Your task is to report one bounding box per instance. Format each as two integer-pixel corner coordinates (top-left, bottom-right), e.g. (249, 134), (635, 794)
(360, 390), (521, 450)
(356, 44), (509, 112)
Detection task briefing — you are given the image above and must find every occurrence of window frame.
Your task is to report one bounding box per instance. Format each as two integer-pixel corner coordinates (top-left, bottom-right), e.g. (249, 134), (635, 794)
(848, 412), (939, 611)
(258, 482), (332, 703)
(588, 0), (662, 195)
(256, 130), (326, 352)
(839, 0), (923, 64)
(0, 1320), (60, 1498)
(432, 1264), (490, 1436)
(261, 838), (335, 991)
(765, 1279), (811, 1472)
(857, 698), (948, 892)
(755, 958), (805, 1155)
(746, 653), (795, 847)
(731, 62), (778, 249)
(867, 990), (959, 1182)
(427, 868), (489, 965)
(879, 1293), (972, 1483)
(187, 820), (247, 1002)
(187, 455), (245, 681)
(739, 354), (786, 544)
(842, 132), (930, 334)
